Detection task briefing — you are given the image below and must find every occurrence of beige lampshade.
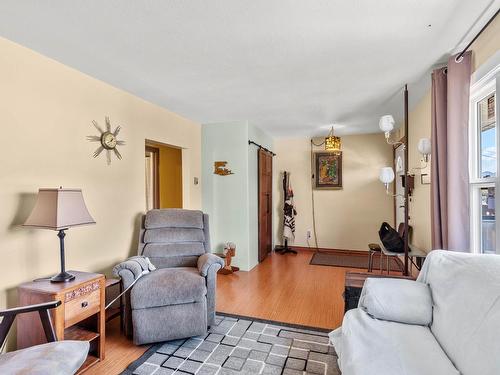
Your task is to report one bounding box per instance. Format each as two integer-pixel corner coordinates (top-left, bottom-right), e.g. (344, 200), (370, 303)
(23, 188), (95, 230)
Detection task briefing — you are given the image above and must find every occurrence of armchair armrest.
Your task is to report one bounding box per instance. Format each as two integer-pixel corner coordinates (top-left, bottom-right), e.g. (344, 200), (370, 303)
(359, 278), (433, 326)
(0, 300), (61, 347)
(198, 253), (224, 276)
(0, 300), (61, 317)
(113, 256), (156, 289)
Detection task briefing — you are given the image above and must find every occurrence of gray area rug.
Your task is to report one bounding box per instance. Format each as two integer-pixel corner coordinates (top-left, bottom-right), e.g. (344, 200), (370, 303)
(310, 250), (403, 272)
(122, 314), (340, 375)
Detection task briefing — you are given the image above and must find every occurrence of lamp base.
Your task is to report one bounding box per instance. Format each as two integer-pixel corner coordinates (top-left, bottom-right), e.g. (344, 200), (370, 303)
(50, 271), (75, 283)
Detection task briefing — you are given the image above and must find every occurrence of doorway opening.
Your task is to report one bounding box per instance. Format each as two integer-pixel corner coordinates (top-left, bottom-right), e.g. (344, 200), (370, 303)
(258, 148), (273, 262)
(145, 141), (183, 211)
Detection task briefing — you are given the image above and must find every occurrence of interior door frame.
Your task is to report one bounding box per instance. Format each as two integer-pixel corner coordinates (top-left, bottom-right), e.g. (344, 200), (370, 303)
(258, 148), (273, 263)
(145, 145), (160, 209)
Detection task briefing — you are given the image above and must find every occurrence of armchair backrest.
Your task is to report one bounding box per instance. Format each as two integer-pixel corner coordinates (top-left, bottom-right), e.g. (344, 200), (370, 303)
(138, 209), (211, 268)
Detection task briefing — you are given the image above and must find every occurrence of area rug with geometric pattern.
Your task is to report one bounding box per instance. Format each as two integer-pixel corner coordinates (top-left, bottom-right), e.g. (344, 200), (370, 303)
(121, 313), (340, 375)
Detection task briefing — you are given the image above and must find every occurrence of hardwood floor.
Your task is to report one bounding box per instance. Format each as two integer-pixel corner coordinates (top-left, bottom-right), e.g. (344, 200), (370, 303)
(217, 249), (366, 330)
(84, 319), (147, 375)
(86, 249), (375, 374)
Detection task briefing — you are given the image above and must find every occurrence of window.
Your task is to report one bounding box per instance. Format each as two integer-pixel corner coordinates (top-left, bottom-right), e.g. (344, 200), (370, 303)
(469, 67), (499, 254)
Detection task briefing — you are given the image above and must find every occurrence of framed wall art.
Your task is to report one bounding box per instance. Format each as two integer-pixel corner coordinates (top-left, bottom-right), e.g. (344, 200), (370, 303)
(314, 152), (342, 189)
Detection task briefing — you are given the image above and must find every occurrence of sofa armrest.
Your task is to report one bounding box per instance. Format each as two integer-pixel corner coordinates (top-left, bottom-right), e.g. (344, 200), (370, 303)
(198, 253), (224, 277)
(113, 256), (156, 289)
(359, 278), (433, 326)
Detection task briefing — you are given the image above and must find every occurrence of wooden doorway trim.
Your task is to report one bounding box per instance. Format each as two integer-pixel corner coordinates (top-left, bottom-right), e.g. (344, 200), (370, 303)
(258, 148), (273, 262)
(145, 145), (160, 209)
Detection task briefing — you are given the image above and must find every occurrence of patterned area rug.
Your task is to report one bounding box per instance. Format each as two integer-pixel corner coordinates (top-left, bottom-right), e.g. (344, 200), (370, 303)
(122, 314), (340, 375)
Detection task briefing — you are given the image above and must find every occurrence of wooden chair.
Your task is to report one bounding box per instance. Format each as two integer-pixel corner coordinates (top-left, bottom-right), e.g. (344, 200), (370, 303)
(0, 301), (89, 374)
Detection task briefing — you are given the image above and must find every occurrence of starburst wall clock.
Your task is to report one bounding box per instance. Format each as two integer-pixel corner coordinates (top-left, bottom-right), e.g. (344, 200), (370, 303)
(87, 116), (125, 165)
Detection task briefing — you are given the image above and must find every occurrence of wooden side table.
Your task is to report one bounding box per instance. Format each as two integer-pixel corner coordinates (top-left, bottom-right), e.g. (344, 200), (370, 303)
(344, 271), (416, 313)
(17, 271), (105, 373)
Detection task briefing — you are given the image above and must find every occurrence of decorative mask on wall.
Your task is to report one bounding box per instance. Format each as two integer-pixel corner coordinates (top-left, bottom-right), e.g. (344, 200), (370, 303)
(87, 116), (125, 165)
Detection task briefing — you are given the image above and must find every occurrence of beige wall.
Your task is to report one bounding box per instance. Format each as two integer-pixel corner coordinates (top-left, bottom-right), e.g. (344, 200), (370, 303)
(470, 16), (500, 73)
(273, 134), (394, 251)
(0, 36), (201, 321)
(408, 16), (500, 252)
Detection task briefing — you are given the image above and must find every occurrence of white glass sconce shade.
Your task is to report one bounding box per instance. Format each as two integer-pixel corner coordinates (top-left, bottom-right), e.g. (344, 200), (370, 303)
(379, 167), (395, 184)
(379, 115), (395, 134)
(379, 167), (395, 192)
(417, 138), (431, 162)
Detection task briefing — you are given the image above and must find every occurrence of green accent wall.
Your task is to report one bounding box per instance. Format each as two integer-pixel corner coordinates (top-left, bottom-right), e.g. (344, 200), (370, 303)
(202, 122), (273, 271)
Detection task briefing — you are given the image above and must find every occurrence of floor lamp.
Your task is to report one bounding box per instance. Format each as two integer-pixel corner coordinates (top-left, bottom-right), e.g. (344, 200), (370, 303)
(378, 85), (431, 276)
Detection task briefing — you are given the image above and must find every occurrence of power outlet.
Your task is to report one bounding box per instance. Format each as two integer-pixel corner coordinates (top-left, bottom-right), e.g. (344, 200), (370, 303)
(306, 230), (312, 240)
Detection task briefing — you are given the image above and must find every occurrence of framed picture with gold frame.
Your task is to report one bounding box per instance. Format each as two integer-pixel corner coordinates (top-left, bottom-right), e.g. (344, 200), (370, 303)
(314, 152), (342, 189)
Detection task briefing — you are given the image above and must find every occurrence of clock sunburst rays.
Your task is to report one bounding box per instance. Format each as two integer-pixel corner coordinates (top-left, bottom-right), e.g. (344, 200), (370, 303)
(87, 116), (125, 165)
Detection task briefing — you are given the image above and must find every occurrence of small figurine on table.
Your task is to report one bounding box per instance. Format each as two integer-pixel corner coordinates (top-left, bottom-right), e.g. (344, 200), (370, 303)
(217, 242), (239, 275)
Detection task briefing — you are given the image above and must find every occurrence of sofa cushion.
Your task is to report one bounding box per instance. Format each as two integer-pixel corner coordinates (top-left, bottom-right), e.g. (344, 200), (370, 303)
(331, 308), (459, 375)
(359, 278), (433, 325)
(0, 340), (89, 375)
(131, 267), (207, 309)
(417, 250), (500, 375)
(145, 209), (204, 229)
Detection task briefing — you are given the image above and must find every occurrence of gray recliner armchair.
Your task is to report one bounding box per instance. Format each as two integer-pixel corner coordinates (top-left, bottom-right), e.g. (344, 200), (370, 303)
(114, 209), (223, 345)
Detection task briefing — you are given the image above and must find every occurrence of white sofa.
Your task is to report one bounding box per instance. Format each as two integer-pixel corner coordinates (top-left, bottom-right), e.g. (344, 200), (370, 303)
(330, 250), (500, 375)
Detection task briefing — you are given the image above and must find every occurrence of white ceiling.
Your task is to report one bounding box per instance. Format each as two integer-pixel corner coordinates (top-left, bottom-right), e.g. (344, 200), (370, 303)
(0, 1), (498, 137)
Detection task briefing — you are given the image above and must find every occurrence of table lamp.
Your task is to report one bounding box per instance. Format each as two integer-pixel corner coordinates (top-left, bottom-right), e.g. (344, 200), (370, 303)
(23, 188), (95, 282)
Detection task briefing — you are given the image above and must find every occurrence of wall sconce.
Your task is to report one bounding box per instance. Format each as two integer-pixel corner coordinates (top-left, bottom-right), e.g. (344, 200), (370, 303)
(379, 166), (412, 198)
(379, 167), (395, 193)
(379, 115), (404, 146)
(379, 115), (395, 138)
(379, 114), (431, 164)
(379, 113), (431, 178)
(417, 138), (431, 163)
(411, 138), (431, 175)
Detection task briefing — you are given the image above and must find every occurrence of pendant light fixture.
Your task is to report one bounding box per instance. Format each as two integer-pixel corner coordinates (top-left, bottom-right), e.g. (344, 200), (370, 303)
(325, 126), (341, 152)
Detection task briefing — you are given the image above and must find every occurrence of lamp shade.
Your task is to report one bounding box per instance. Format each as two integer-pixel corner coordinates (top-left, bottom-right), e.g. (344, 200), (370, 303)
(379, 167), (395, 184)
(379, 115), (395, 133)
(417, 138), (431, 155)
(23, 188), (95, 231)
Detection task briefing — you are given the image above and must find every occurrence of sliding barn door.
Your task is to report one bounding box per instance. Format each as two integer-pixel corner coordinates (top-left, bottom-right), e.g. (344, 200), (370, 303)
(258, 149), (273, 262)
